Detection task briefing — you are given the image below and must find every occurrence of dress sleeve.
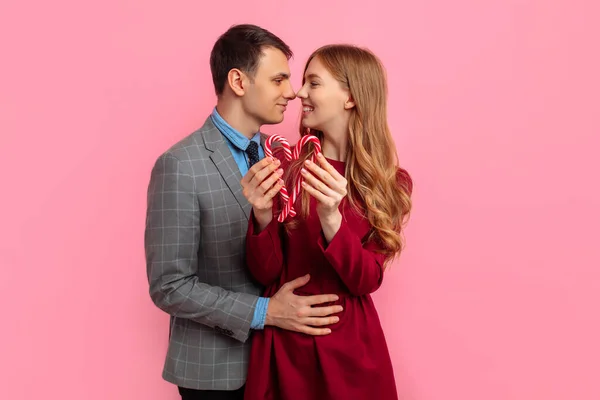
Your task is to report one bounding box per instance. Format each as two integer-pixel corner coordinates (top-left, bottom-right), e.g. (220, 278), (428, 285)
(246, 211), (285, 287)
(244, 145), (290, 287)
(317, 167), (413, 296)
(317, 218), (386, 296)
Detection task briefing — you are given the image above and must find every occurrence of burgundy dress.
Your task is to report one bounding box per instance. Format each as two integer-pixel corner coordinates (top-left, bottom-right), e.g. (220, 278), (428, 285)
(244, 158), (400, 400)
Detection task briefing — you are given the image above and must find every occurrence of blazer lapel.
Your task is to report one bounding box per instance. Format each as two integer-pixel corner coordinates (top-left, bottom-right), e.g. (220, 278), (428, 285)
(200, 118), (252, 219)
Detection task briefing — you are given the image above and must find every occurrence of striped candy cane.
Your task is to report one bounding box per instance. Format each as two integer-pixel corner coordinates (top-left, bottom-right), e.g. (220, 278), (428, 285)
(264, 134), (321, 222)
(264, 135), (294, 222)
(290, 135), (321, 218)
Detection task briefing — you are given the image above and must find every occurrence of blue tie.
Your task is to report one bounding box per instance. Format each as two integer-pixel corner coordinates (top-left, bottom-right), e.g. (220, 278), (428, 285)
(246, 141), (260, 168)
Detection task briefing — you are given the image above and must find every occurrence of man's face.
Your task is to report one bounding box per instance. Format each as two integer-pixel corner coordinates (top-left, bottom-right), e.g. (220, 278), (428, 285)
(241, 46), (296, 126)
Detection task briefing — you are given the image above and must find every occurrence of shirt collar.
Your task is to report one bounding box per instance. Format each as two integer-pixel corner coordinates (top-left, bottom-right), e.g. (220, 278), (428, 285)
(210, 107), (261, 150)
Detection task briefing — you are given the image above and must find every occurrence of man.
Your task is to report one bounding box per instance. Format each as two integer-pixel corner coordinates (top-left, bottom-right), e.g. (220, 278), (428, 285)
(145, 24), (342, 400)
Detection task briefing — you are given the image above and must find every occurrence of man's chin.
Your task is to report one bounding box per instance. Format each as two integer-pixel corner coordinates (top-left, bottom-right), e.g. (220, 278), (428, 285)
(262, 115), (285, 125)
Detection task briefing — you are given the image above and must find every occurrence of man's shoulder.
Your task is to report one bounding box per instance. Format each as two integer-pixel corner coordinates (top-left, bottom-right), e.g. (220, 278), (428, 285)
(161, 130), (203, 161)
(158, 117), (216, 163)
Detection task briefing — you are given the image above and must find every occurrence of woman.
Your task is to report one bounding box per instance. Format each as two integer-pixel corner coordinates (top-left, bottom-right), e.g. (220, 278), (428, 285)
(243, 44), (413, 400)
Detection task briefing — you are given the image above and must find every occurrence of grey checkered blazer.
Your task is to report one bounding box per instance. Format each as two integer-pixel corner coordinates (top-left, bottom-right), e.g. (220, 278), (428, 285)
(145, 116), (266, 390)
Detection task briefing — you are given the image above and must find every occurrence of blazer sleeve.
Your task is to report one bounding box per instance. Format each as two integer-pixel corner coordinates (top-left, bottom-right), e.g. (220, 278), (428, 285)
(145, 152), (258, 343)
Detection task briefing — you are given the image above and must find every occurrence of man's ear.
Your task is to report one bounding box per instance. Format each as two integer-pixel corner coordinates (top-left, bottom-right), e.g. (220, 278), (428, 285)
(227, 69), (247, 97)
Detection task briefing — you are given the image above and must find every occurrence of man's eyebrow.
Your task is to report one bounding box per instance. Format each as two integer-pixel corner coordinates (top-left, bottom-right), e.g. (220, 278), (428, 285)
(271, 72), (291, 79)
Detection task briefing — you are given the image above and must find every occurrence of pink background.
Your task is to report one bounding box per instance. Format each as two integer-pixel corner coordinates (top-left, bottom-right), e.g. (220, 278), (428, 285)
(1, 0), (599, 399)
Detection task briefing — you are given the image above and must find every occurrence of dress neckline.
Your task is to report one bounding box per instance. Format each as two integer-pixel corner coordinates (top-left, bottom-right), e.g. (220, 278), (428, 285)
(324, 157), (346, 173)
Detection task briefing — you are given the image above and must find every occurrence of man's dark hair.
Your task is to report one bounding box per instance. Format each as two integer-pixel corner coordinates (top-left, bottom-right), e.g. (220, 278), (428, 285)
(210, 24), (293, 95)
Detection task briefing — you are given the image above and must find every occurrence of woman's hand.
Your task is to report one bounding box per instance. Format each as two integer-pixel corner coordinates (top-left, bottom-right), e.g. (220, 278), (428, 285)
(301, 154), (348, 242)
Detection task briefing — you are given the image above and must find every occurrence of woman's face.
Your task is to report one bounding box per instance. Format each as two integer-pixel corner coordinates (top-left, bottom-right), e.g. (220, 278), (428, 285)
(296, 57), (353, 134)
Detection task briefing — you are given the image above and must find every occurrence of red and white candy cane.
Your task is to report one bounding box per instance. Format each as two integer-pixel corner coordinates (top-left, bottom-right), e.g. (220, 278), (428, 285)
(264, 135), (293, 222)
(289, 135), (321, 218)
(264, 134), (322, 222)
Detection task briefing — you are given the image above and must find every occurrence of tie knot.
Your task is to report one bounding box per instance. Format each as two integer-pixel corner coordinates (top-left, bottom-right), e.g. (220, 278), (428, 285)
(245, 141), (260, 168)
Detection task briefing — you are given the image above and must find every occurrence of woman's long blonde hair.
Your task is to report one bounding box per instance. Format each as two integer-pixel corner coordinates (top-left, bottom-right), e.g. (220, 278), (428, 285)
(283, 44), (413, 265)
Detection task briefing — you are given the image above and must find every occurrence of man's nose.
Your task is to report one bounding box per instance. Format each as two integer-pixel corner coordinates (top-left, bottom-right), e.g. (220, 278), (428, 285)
(284, 82), (296, 100)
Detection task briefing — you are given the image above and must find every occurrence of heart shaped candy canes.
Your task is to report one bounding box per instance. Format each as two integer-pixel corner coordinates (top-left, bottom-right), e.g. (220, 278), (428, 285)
(264, 135), (322, 222)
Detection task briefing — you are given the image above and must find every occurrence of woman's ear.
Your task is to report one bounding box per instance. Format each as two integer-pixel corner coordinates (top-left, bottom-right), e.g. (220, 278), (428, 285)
(344, 95), (356, 110)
